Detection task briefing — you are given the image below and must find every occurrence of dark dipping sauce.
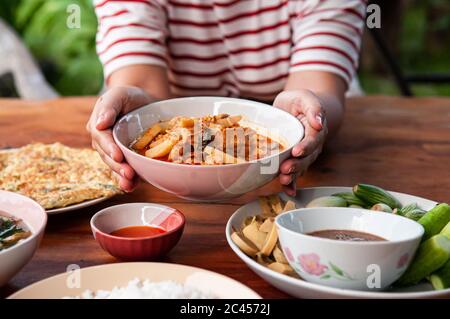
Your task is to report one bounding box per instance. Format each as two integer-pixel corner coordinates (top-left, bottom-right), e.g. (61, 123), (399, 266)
(308, 229), (387, 242)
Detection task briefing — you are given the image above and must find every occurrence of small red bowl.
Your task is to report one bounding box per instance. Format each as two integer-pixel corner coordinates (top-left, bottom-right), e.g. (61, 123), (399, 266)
(90, 203), (185, 261)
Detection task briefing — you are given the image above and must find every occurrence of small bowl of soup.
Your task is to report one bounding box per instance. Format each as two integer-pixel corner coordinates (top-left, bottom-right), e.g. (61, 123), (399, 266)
(91, 203), (185, 261)
(0, 190), (47, 286)
(275, 207), (424, 291)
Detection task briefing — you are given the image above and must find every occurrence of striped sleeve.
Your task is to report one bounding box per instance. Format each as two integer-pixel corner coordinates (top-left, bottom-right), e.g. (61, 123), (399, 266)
(94, 0), (168, 81)
(290, 0), (366, 85)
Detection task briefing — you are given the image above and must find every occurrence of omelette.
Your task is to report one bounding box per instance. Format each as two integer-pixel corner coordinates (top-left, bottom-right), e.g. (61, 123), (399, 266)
(0, 143), (121, 209)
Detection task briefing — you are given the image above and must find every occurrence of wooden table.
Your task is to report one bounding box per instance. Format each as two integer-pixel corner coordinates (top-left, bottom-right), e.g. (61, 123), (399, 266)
(1, 96), (450, 298)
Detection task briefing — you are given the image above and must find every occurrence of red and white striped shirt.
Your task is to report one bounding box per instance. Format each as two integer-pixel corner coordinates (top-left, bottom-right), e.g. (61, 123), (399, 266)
(95, 0), (366, 98)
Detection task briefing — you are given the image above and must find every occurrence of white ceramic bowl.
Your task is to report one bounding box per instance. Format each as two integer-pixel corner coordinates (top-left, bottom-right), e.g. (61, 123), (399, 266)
(276, 207), (424, 291)
(0, 190), (47, 286)
(8, 262), (261, 299)
(113, 97), (304, 201)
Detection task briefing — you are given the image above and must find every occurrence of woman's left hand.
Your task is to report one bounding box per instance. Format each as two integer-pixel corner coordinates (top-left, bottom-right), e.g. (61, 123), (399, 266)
(273, 89), (328, 196)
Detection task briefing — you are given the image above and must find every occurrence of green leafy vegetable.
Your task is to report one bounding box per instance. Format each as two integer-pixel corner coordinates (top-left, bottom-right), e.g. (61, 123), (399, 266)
(0, 215), (31, 251)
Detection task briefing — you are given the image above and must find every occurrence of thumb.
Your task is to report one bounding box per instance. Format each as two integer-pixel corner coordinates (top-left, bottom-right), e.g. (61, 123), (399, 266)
(93, 89), (126, 130)
(304, 103), (324, 131)
(95, 108), (119, 130)
(94, 86), (154, 131)
(273, 90), (299, 113)
(274, 90), (324, 131)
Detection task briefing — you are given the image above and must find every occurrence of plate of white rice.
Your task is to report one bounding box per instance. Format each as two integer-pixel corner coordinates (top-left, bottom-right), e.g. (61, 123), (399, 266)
(8, 262), (261, 299)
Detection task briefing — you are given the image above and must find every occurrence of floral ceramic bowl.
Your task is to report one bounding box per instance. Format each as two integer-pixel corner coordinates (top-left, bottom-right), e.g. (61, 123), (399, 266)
(275, 207), (424, 291)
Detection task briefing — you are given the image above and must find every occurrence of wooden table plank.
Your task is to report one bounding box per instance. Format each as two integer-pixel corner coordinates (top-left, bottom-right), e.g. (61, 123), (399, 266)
(1, 96), (450, 298)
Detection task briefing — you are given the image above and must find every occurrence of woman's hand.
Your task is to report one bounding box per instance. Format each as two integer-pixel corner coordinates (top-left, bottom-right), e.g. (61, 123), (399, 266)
(273, 89), (328, 196)
(86, 86), (154, 192)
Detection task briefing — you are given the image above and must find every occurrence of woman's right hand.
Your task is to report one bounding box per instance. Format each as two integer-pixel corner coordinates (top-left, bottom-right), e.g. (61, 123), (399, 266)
(86, 86), (154, 192)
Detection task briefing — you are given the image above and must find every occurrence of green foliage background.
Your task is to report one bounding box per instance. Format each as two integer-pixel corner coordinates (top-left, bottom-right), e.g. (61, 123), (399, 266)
(0, 0), (103, 95)
(360, 0), (450, 96)
(0, 0), (449, 96)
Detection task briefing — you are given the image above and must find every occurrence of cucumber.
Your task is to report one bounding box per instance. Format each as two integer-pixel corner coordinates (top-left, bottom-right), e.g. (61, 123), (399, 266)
(332, 192), (367, 207)
(353, 184), (402, 209)
(418, 203), (450, 240)
(397, 203), (427, 221)
(397, 234), (450, 286)
(404, 209), (427, 222)
(306, 196), (347, 208)
(440, 221), (450, 240)
(429, 259), (450, 290)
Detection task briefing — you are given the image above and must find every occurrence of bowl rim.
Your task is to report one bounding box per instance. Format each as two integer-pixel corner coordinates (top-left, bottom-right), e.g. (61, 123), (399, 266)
(90, 202), (185, 241)
(275, 207), (424, 246)
(0, 190), (47, 256)
(7, 261), (262, 299)
(112, 96), (304, 169)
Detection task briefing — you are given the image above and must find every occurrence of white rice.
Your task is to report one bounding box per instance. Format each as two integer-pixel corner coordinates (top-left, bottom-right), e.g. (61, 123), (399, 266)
(64, 278), (214, 299)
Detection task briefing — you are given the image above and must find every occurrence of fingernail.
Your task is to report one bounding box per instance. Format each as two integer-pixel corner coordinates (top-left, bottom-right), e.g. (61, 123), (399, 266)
(96, 114), (105, 126)
(288, 166), (295, 174)
(289, 189), (296, 196)
(119, 168), (126, 178)
(316, 114), (323, 127)
(294, 148), (304, 157)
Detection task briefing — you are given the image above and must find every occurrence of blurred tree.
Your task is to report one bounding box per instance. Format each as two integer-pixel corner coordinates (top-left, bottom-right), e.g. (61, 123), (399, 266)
(361, 0), (406, 72)
(0, 0), (102, 96)
(0, 1), (20, 25)
(360, 0), (450, 96)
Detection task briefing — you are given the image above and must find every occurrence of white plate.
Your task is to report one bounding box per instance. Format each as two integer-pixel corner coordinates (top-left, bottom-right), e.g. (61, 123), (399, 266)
(226, 186), (450, 299)
(8, 262), (261, 299)
(45, 196), (112, 215)
(0, 148), (115, 215)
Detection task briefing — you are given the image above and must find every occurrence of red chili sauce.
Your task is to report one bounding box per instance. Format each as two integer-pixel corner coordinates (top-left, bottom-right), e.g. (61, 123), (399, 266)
(110, 225), (166, 238)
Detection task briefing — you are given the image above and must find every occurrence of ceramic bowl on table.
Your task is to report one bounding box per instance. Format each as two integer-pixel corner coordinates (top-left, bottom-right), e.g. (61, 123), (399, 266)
(275, 207), (424, 291)
(0, 190), (47, 286)
(113, 96), (304, 201)
(8, 262), (261, 299)
(226, 187), (449, 298)
(91, 203), (185, 261)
